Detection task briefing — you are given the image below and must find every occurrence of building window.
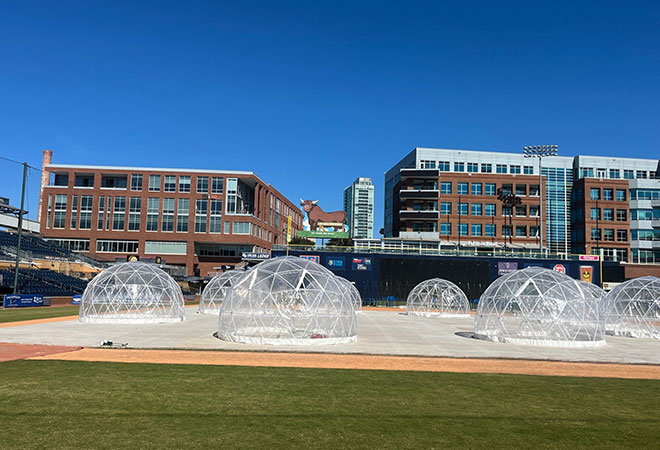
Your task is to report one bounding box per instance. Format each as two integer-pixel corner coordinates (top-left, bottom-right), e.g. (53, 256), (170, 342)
(147, 198), (159, 231)
(603, 208), (613, 221)
(523, 166), (533, 175)
(580, 168), (594, 178)
(197, 176), (209, 193)
(149, 175), (161, 192)
(162, 198), (174, 231)
(529, 185), (540, 197)
(97, 196), (105, 231)
(70, 195), (78, 229)
(603, 189), (613, 201)
(496, 164), (507, 174)
(440, 182), (452, 194)
(79, 195), (93, 230)
(617, 229), (628, 242)
(458, 202), (468, 216)
(164, 175), (176, 192)
(224, 221), (231, 234)
(113, 196), (126, 231)
(471, 183), (482, 196)
(591, 228), (601, 240)
(485, 224), (496, 237)
(421, 160), (436, 169)
(616, 209), (627, 222)
(509, 165), (521, 174)
(467, 163), (478, 173)
(502, 225), (512, 237)
(590, 208), (600, 220)
(603, 229), (614, 242)
(96, 240), (139, 253)
(438, 161), (450, 171)
(515, 205), (526, 217)
(44, 238), (90, 252)
(471, 224), (482, 236)
(179, 176), (191, 193)
(457, 182), (468, 195)
(485, 204), (496, 216)
(458, 223), (468, 236)
(176, 199), (189, 232)
(529, 205), (539, 217)
(453, 162), (464, 172)
(636, 170), (648, 179)
(516, 185), (526, 196)
(233, 222), (251, 235)
(610, 169), (620, 179)
(210, 199), (223, 233)
(145, 241), (187, 255)
(440, 202), (452, 215)
(624, 169), (634, 180)
(516, 226), (527, 237)
(481, 164), (492, 173)
(590, 188), (600, 200)
(195, 199), (207, 233)
(128, 197), (141, 231)
(212, 177), (224, 194)
(500, 184), (512, 195)
(485, 183), (496, 196)
(471, 203), (482, 216)
(530, 226), (539, 237)
(502, 206), (512, 217)
(616, 190), (626, 201)
(440, 222), (451, 236)
(130, 174), (143, 191)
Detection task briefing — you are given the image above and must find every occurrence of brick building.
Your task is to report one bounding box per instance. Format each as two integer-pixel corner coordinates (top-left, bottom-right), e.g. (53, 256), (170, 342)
(38, 150), (303, 276)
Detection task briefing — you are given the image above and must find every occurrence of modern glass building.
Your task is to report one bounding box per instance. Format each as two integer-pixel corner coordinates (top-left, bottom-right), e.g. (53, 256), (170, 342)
(343, 177), (374, 239)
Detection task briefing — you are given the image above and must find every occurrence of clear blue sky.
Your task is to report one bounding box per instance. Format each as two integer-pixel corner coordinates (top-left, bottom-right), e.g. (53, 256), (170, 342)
(1, 1), (658, 232)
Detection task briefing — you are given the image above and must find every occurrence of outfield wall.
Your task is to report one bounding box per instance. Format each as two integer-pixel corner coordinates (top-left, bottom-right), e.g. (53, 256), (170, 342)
(273, 249), (621, 302)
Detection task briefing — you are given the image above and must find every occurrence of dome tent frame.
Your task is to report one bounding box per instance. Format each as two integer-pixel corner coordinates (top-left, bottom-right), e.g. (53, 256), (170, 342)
(79, 261), (185, 324)
(217, 256), (357, 345)
(475, 267), (605, 347)
(198, 270), (245, 315)
(336, 276), (362, 314)
(601, 276), (660, 339)
(406, 278), (470, 317)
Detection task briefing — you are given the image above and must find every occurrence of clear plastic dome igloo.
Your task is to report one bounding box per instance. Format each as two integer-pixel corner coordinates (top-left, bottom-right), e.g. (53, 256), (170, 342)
(474, 267), (605, 347)
(336, 276), (362, 313)
(601, 276), (660, 339)
(198, 270), (245, 315)
(406, 278), (470, 317)
(217, 256), (357, 345)
(79, 261), (185, 323)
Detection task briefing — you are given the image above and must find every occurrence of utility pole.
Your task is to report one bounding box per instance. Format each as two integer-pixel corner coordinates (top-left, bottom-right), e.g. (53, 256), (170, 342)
(12, 162), (28, 294)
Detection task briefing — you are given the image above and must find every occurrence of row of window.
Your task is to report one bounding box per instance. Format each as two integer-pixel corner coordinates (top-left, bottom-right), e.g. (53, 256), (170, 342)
(439, 182), (540, 196)
(430, 202), (540, 217)
(578, 168), (654, 180)
(430, 223), (540, 238)
(419, 161), (534, 175)
(584, 208), (629, 222)
(588, 228), (629, 242)
(588, 188), (627, 201)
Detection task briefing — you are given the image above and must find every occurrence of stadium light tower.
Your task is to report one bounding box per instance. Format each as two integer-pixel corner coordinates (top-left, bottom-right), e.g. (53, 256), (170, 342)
(523, 145), (558, 254)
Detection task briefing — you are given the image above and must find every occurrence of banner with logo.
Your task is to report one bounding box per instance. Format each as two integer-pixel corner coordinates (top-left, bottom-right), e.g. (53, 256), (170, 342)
(3, 294), (45, 308)
(326, 258), (345, 271)
(497, 262), (518, 276)
(580, 266), (594, 283)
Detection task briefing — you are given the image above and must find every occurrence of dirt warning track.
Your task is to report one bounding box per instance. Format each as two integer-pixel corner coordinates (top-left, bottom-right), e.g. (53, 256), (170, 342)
(27, 347), (660, 380)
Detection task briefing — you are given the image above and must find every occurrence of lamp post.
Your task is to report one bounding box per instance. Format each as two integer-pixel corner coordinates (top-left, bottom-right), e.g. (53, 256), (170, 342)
(457, 195), (462, 253)
(523, 145), (558, 255)
(497, 188), (522, 253)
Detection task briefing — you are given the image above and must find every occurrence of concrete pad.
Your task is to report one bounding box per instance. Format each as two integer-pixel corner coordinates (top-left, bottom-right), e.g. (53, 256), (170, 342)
(0, 310), (658, 365)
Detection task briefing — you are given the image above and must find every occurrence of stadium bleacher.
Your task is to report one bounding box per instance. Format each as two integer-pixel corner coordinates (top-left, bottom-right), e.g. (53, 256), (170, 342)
(0, 268), (88, 296)
(0, 230), (73, 259)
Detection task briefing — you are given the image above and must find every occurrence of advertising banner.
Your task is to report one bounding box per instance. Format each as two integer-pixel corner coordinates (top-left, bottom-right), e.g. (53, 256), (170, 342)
(241, 252), (271, 261)
(3, 294), (45, 308)
(300, 255), (320, 264)
(72, 295), (82, 305)
(326, 258), (345, 270)
(297, 230), (349, 239)
(553, 264), (566, 274)
(580, 266), (594, 283)
(352, 258), (372, 271)
(579, 255), (600, 261)
(497, 262), (518, 276)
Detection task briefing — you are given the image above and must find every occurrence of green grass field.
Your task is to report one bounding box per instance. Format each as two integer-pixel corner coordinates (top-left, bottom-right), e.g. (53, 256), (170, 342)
(0, 305), (79, 323)
(1, 360), (658, 449)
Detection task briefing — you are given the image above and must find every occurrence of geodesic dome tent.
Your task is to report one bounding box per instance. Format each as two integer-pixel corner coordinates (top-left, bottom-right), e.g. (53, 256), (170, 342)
(217, 256), (357, 345)
(406, 278), (470, 317)
(336, 276), (362, 313)
(601, 276), (660, 339)
(198, 270), (245, 315)
(577, 281), (606, 302)
(474, 267), (605, 347)
(79, 261), (185, 323)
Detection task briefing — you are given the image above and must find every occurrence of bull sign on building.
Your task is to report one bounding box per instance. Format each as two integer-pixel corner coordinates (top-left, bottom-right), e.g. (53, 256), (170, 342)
(298, 199), (349, 239)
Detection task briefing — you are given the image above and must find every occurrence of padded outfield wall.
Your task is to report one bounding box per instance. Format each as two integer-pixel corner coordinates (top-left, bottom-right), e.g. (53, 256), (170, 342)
(273, 249), (622, 303)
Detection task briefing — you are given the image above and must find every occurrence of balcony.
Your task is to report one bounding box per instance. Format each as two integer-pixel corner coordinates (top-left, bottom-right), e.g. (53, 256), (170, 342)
(399, 189), (439, 199)
(400, 231), (439, 240)
(399, 210), (439, 220)
(400, 168), (440, 179)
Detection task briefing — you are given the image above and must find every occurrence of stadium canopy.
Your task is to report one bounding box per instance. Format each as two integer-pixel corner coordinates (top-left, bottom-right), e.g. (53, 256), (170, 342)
(406, 278), (470, 317)
(198, 270), (245, 315)
(79, 261), (185, 323)
(336, 276), (362, 313)
(474, 267), (605, 347)
(601, 276), (660, 339)
(217, 256), (357, 345)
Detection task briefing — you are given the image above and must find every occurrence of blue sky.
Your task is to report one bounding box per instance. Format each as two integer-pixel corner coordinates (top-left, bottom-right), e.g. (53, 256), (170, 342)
(1, 1), (658, 232)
